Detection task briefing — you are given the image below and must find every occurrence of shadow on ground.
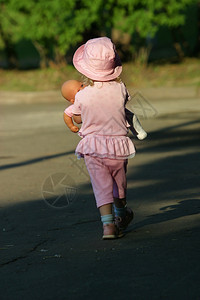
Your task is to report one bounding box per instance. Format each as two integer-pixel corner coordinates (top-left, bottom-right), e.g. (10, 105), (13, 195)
(0, 117), (200, 300)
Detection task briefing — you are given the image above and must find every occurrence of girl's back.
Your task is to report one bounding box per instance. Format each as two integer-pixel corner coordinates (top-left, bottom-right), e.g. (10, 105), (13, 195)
(74, 81), (128, 137)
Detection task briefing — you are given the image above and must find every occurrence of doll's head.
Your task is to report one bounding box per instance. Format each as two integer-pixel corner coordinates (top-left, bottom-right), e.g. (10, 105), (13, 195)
(61, 80), (85, 104)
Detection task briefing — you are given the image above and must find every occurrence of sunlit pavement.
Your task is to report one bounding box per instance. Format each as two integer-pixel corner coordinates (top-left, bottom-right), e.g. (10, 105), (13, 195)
(0, 95), (199, 299)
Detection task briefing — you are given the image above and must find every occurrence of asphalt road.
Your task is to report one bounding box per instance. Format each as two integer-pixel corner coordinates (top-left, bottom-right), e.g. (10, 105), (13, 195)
(0, 99), (200, 300)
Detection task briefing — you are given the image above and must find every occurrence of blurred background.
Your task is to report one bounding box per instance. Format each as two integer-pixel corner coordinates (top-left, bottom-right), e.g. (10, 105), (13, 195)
(0, 0), (199, 91)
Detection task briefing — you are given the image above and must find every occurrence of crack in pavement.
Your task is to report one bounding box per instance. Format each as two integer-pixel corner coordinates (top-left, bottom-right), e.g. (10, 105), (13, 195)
(0, 240), (48, 267)
(46, 219), (99, 232)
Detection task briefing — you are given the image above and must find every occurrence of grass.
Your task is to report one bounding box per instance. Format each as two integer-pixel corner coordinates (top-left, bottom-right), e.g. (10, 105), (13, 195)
(122, 58), (200, 88)
(0, 58), (200, 92)
(0, 65), (80, 92)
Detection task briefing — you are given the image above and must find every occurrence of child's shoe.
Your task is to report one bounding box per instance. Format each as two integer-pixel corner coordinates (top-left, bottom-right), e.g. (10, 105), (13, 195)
(102, 223), (124, 240)
(114, 207), (134, 231)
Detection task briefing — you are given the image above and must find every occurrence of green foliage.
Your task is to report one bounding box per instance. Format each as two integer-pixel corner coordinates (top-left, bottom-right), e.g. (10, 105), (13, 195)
(111, 0), (197, 37)
(0, 0), (198, 67)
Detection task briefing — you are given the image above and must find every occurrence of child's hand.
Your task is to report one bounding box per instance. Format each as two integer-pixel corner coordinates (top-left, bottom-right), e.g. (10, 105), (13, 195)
(70, 125), (79, 133)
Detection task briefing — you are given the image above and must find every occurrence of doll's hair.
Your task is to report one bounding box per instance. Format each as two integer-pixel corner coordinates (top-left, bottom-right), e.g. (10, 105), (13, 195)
(81, 75), (122, 86)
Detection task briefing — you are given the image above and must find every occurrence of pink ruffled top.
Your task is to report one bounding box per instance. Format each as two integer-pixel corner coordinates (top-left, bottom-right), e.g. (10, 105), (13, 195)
(72, 81), (135, 159)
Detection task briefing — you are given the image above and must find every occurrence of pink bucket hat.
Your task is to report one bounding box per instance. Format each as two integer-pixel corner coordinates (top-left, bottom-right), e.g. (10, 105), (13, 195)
(73, 37), (122, 81)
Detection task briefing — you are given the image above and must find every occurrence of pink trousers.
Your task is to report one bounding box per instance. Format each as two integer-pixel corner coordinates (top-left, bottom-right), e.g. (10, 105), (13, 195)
(84, 155), (127, 208)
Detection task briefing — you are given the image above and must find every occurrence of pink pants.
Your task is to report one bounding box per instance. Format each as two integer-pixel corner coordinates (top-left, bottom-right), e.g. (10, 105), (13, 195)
(84, 155), (127, 208)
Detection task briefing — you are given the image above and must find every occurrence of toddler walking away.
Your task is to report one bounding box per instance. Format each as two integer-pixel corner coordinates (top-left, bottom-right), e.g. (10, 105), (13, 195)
(61, 80), (147, 139)
(71, 37), (144, 239)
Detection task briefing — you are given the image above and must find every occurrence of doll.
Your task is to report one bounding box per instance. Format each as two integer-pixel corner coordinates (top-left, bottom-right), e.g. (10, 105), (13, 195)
(61, 80), (85, 133)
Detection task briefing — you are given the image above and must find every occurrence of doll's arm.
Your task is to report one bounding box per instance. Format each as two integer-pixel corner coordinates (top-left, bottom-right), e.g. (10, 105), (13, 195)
(73, 114), (82, 124)
(63, 112), (79, 133)
(125, 108), (147, 140)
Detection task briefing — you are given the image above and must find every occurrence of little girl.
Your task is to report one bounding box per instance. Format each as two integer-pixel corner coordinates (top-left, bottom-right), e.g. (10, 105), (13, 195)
(72, 37), (138, 239)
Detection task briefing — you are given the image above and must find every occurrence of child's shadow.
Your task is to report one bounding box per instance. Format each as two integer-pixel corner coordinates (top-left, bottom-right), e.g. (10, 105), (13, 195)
(129, 198), (200, 232)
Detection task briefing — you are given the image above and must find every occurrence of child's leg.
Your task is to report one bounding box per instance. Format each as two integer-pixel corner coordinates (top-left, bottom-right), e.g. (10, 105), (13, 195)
(84, 155), (114, 223)
(84, 155), (124, 239)
(99, 203), (113, 229)
(111, 159), (127, 213)
(114, 197), (126, 208)
(101, 157), (131, 230)
(111, 160), (134, 229)
(99, 203), (112, 216)
(84, 155), (114, 208)
(113, 177), (127, 216)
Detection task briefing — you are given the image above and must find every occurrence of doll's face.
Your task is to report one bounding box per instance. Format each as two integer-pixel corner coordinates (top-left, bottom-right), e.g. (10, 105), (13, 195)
(61, 80), (85, 104)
